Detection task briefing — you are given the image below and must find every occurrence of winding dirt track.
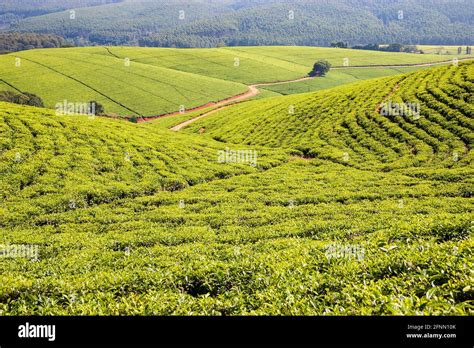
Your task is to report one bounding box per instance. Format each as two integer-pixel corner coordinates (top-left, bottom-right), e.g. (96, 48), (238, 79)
(170, 77), (313, 131)
(136, 58), (474, 131)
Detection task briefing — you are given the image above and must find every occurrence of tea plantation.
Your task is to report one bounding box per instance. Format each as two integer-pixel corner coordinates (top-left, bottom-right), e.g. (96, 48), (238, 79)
(0, 61), (472, 315)
(0, 46), (470, 117)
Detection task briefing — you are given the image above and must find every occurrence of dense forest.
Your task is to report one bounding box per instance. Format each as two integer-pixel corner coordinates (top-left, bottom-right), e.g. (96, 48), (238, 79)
(0, 32), (69, 53)
(2, 0), (474, 47)
(0, 0), (120, 29)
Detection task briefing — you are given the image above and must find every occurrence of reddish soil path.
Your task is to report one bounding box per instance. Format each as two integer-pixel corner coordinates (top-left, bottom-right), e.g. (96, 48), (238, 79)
(170, 77), (312, 131)
(171, 106), (231, 131)
(135, 89), (256, 124)
(137, 76), (313, 125)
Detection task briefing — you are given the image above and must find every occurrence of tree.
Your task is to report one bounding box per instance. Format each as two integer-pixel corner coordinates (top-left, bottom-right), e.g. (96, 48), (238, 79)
(22, 92), (44, 107)
(0, 90), (44, 107)
(89, 101), (104, 115)
(402, 45), (418, 53)
(330, 41), (347, 48)
(0, 33), (70, 53)
(385, 43), (403, 52)
(309, 60), (331, 77)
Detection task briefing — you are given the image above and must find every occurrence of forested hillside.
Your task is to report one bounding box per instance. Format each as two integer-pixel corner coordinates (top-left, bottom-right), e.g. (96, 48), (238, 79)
(5, 0), (474, 47)
(0, 0), (120, 29)
(0, 32), (69, 53)
(141, 0), (474, 47)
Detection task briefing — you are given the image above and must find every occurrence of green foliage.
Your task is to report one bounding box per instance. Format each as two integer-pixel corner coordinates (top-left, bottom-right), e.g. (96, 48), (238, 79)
(0, 54), (472, 316)
(263, 66), (429, 95)
(0, 0), (121, 27)
(0, 32), (69, 53)
(0, 90), (44, 107)
(0, 47), (248, 116)
(186, 62), (473, 170)
(309, 60), (331, 77)
(0, 45), (464, 117)
(102, 45), (455, 85)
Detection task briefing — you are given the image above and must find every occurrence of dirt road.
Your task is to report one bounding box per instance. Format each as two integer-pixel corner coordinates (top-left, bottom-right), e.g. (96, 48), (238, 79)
(170, 77), (313, 131)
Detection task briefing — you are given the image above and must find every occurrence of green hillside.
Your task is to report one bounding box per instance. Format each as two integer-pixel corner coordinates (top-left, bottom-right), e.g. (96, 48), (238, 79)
(0, 48), (248, 116)
(0, 61), (472, 315)
(103, 46), (470, 84)
(1, 46), (470, 117)
(0, 101), (288, 222)
(185, 62), (474, 170)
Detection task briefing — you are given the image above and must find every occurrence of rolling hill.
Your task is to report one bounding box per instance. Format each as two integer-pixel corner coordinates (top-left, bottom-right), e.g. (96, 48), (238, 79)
(0, 60), (472, 315)
(1, 45), (471, 117)
(0, 47), (248, 116)
(184, 61), (474, 170)
(103, 46), (468, 84)
(0, 101), (289, 222)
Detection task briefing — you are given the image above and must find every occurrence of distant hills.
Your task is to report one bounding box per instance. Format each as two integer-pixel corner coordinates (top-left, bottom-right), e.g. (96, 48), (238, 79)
(2, 0), (473, 47)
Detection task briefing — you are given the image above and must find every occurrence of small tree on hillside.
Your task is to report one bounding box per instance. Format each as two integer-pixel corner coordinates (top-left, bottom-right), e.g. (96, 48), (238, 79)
(309, 60), (331, 77)
(330, 41), (347, 48)
(23, 92), (44, 107)
(88, 101), (104, 115)
(0, 91), (44, 107)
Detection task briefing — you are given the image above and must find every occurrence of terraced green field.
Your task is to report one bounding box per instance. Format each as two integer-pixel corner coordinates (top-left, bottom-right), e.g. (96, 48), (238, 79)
(0, 62), (472, 315)
(0, 46), (471, 117)
(186, 62), (474, 169)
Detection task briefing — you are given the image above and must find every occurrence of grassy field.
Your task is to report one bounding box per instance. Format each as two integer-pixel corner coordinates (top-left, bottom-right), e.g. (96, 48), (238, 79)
(103, 46), (471, 84)
(0, 61), (472, 315)
(223, 46), (472, 68)
(0, 46), (472, 117)
(0, 48), (248, 117)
